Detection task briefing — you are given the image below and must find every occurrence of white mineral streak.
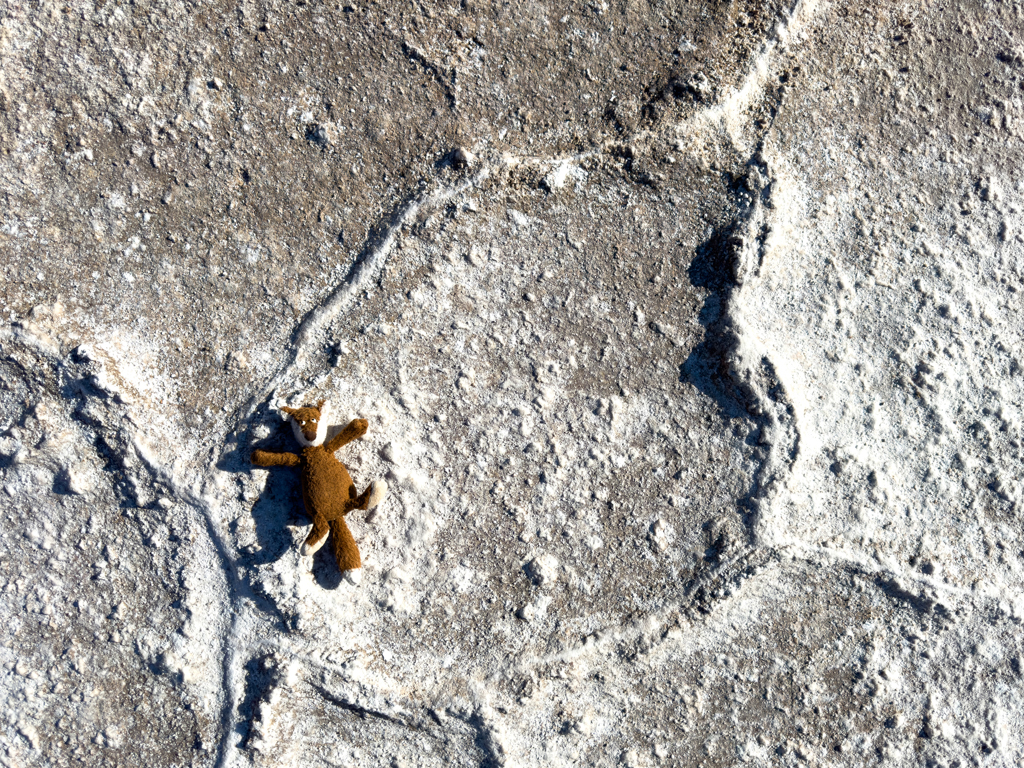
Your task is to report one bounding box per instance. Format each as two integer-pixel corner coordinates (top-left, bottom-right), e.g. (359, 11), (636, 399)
(285, 165), (493, 377)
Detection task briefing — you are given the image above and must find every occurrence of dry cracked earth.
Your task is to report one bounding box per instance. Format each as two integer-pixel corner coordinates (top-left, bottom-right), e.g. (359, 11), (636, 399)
(2, 0), (1024, 766)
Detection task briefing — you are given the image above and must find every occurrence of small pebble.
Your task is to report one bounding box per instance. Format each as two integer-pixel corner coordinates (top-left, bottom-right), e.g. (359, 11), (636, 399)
(451, 147), (474, 169)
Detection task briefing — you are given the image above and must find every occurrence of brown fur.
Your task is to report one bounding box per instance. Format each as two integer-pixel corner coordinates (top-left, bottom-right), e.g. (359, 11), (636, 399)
(280, 399), (325, 444)
(252, 403), (373, 572)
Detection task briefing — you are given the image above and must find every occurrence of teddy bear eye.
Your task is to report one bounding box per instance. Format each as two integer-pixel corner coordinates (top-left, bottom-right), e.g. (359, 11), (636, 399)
(311, 418), (317, 423)
(300, 420), (306, 425)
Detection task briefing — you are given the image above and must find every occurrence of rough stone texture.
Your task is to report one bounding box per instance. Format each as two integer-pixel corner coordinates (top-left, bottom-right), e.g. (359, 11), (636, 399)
(2, 0), (1024, 766)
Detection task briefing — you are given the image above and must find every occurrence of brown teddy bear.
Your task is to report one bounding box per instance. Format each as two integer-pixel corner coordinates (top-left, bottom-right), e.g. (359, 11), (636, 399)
(251, 399), (386, 581)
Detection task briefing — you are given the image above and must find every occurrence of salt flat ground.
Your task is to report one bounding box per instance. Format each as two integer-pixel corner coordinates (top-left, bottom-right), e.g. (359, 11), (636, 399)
(1, 1), (1023, 766)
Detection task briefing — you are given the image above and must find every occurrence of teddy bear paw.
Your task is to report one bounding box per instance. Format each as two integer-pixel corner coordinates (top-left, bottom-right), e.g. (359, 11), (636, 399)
(367, 479), (388, 509)
(342, 568), (363, 586)
(301, 530), (328, 556)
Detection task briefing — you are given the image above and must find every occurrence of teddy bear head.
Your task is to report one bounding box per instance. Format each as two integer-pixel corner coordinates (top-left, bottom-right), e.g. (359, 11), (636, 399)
(281, 399), (328, 447)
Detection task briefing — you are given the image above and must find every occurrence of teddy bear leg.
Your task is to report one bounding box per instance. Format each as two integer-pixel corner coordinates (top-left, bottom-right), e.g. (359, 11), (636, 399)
(367, 479), (387, 510)
(349, 486), (371, 512)
(301, 516), (330, 556)
(350, 480), (387, 512)
(329, 518), (362, 575)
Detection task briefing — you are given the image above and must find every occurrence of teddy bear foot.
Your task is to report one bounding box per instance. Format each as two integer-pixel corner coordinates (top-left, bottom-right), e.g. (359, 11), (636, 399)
(342, 568), (362, 585)
(301, 530), (328, 556)
(367, 479), (387, 510)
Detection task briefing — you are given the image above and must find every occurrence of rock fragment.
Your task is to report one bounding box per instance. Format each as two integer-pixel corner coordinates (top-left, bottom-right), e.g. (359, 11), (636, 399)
(306, 123), (333, 148)
(451, 147), (474, 169)
(524, 553), (559, 586)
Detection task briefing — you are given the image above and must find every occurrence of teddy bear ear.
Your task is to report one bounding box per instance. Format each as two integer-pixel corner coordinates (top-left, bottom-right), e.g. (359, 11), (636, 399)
(316, 399), (326, 411)
(280, 406), (298, 415)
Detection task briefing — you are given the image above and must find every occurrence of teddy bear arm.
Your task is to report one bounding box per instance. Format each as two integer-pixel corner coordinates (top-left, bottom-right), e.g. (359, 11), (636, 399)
(251, 449), (300, 467)
(325, 418), (369, 453)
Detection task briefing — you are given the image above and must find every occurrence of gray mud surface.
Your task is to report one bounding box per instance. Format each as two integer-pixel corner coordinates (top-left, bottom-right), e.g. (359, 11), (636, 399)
(2, 1), (1024, 766)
